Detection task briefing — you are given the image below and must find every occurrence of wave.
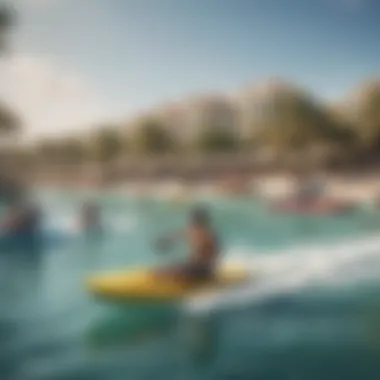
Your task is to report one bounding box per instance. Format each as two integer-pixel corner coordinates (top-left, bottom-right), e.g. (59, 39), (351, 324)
(183, 234), (380, 315)
(42, 213), (139, 236)
(42, 215), (78, 236)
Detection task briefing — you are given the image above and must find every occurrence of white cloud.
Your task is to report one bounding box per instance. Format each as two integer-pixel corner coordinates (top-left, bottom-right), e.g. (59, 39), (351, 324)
(0, 53), (110, 140)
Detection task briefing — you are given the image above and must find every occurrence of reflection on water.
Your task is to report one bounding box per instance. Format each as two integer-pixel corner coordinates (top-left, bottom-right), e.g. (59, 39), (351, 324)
(87, 304), (177, 349)
(87, 302), (223, 376)
(0, 252), (41, 300)
(182, 315), (221, 368)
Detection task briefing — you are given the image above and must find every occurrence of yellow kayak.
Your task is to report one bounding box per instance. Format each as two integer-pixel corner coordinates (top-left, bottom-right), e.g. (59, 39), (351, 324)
(85, 262), (250, 302)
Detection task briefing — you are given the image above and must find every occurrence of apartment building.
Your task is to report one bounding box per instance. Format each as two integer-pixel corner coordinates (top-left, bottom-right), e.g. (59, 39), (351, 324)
(184, 94), (238, 140)
(150, 94), (238, 143)
(129, 79), (299, 144)
(236, 79), (300, 139)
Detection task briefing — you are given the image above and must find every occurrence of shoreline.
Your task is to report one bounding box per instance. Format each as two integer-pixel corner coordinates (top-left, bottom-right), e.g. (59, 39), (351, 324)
(30, 171), (380, 205)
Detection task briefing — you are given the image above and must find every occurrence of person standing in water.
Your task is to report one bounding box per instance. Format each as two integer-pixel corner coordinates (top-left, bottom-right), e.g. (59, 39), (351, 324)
(80, 202), (102, 234)
(1, 197), (42, 253)
(155, 208), (219, 282)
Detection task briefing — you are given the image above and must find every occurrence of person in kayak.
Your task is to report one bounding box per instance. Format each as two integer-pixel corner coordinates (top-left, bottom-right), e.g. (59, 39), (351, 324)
(155, 207), (219, 282)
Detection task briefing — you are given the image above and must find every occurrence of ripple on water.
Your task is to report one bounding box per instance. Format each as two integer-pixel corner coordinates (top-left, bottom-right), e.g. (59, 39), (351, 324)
(3, 194), (380, 380)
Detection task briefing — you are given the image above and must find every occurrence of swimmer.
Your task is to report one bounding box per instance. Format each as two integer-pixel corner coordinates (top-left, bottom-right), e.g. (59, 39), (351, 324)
(1, 197), (42, 252)
(1, 197), (41, 235)
(155, 207), (219, 283)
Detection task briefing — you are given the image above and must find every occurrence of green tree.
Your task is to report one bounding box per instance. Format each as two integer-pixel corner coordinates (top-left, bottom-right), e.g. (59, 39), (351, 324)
(194, 128), (238, 153)
(35, 138), (81, 165)
(90, 127), (123, 162)
(58, 137), (86, 164)
(348, 82), (380, 150)
(256, 89), (344, 151)
(36, 140), (62, 164)
(133, 118), (174, 154)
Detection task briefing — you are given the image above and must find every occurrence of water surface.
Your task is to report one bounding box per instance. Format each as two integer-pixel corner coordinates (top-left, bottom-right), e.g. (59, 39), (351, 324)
(2, 191), (380, 380)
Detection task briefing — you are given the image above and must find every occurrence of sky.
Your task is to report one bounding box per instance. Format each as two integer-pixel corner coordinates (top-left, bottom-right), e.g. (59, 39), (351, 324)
(0, 0), (379, 139)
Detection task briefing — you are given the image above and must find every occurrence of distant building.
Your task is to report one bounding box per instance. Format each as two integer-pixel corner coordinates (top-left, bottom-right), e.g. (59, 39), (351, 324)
(235, 86), (261, 139)
(127, 79), (302, 144)
(340, 79), (380, 121)
(151, 101), (190, 142)
(184, 95), (238, 140)
(236, 79), (303, 139)
(152, 94), (238, 142)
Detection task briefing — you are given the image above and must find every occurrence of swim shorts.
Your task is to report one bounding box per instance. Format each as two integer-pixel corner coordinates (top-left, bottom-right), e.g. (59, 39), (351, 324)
(177, 262), (213, 281)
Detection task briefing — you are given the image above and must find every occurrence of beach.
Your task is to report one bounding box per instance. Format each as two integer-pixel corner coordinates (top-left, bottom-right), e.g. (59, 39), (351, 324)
(29, 166), (380, 208)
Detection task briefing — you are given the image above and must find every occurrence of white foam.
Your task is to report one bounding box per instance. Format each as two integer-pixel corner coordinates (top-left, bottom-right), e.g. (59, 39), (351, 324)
(42, 214), (79, 236)
(183, 234), (380, 315)
(42, 211), (139, 236)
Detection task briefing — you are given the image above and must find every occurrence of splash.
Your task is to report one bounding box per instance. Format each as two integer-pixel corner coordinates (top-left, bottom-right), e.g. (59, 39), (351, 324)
(183, 234), (380, 315)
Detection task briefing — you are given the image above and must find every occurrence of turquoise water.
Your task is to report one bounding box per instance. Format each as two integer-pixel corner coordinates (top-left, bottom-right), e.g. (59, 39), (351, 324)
(2, 190), (380, 380)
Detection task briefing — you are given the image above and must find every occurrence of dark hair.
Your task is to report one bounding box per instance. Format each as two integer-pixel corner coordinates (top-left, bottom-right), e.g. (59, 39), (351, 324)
(190, 207), (210, 225)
